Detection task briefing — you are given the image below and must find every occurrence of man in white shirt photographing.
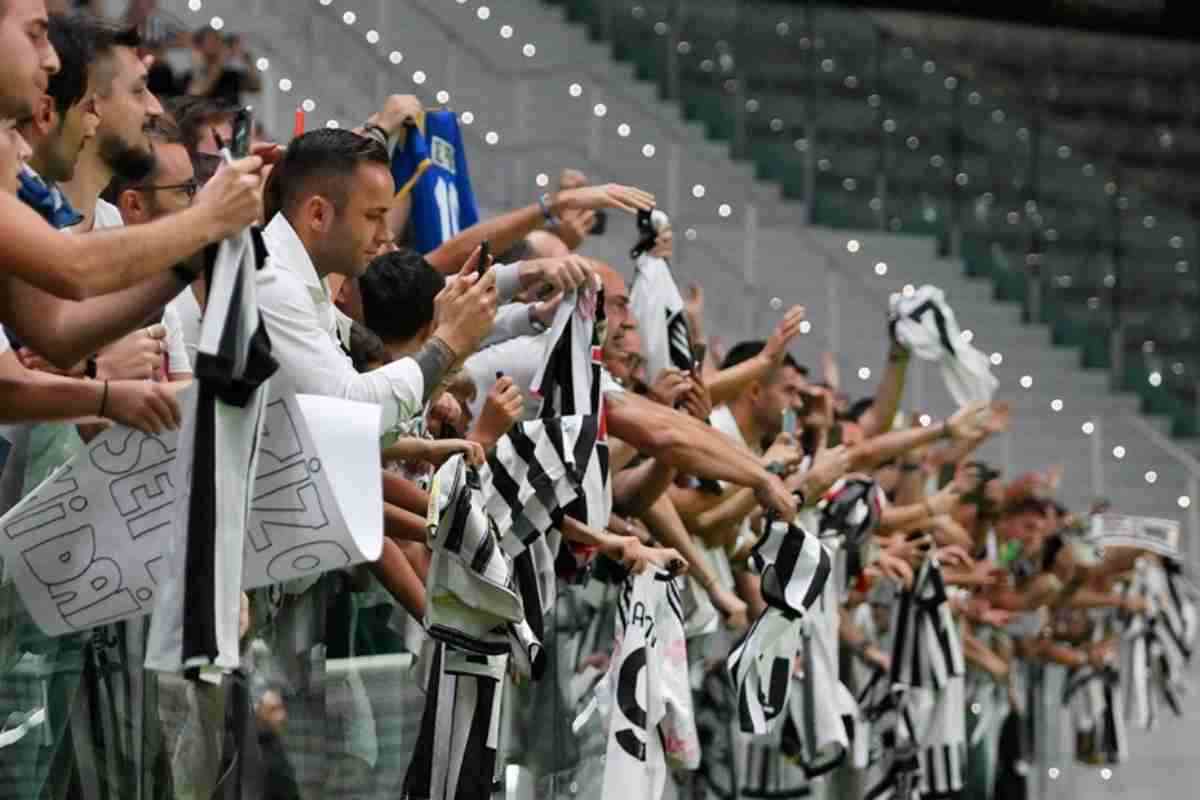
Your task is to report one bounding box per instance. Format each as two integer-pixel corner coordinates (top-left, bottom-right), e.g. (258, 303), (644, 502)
(258, 127), (497, 430)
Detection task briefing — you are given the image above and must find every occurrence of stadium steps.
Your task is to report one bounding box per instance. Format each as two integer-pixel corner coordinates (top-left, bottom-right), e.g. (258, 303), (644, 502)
(157, 0), (1193, 524)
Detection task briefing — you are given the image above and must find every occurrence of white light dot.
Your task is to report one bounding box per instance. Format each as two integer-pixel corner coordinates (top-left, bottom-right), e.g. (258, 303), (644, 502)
(961, 329), (974, 344)
(902, 284), (915, 297)
(1101, 768), (1112, 781)
(301, 98), (316, 112)
(366, 30), (380, 44)
(684, 228), (697, 241)
(1149, 371), (1163, 387)
(919, 414), (932, 427)
(1019, 375), (1033, 389)
(342, 11), (356, 24)
(990, 352), (1003, 366)
(522, 43), (537, 57)
(769, 297), (783, 311)
(1082, 421), (1095, 435)
(535, 173), (549, 187)
(1051, 399), (1063, 412)
(1113, 446), (1126, 460)
(617, 123), (631, 137)
(692, 184), (706, 198)
(593, 103), (607, 117)
(256, 57), (270, 71)
(846, 239), (860, 253)
(569, 83), (583, 97)
(1048, 768), (1060, 780)
(1145, 470), (1158, 484)
(799, 320), (812, 335)
(325, 120), (340, 128)
(717, 203), (732, 217)
(500, 25), (513, 38)
(485, 131), (499, 145)
(1180, 496), (1193, 509)
(971, 703), (982, 715)
(389, 50), (403, 64)
(642, 144), (656, 158)
(188, 0), (202, 11)
(319, 0), (331, 4)
(412, 70), (427, 85)
(278, 78), (293, 92)
(874, 261), (888, 276)
(437, 90), (451, 104)
(858, 367), (872, 380)
(210, 16), (224, 30)
(477, 6), (491, 20)
(460, 111), (474, 125)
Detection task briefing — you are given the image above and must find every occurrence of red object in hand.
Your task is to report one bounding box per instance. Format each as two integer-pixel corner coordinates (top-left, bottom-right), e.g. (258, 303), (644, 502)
(294, 108), (306, 138)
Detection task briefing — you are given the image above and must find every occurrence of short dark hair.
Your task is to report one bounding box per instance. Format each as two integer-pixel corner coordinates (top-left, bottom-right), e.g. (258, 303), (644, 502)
(349, 321), (391, 373)
(360, 248), (446, 342)
(43, 16), (138, 117)
(101, 117), (187, 205)
(46, 14), (95, 116)
(164, 95), (238, 154)
(721, 340), (806, 376)
(263, 129), (390, 222)
(845, 397), (874, 422)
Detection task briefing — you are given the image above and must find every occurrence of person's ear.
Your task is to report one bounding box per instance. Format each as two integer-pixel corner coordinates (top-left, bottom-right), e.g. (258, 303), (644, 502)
(305, 195), (335, 235)
(118, 189), (145, 222)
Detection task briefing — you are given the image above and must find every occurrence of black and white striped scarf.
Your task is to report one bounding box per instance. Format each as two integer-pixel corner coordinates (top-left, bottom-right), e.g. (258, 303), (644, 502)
(868, 559), (967, 800)
(402, 644), (508, 800)
(147, 227), (276, 673)
(726, 519), (832, 736)
(629, 251), (693, 381)
(529, 286), (611, 567)
(475, 414), (605, 678)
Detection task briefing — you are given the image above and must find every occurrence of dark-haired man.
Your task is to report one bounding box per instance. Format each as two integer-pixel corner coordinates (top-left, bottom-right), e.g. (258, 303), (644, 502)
(0, 0), (60, 121)
(258, 128), (497, 433)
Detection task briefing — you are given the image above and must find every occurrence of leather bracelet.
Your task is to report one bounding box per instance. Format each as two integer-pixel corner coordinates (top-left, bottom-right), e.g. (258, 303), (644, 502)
(362, 123), (389, 146)
(98, 380), (110, 418)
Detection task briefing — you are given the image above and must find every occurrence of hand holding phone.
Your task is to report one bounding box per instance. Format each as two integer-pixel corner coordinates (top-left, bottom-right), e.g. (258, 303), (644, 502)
(477, 240), (491, 277)
(230, 107), (254, 159)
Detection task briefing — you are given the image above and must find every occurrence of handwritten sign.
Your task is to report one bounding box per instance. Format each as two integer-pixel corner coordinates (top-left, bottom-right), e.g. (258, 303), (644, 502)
(1088, 513), (1181, 558)
(0, 393), (382, 636)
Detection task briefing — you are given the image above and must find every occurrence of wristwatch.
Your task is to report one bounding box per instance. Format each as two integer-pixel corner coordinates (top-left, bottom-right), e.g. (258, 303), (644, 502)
(527, 305), (548, 334)
(538, 193), (560, 226)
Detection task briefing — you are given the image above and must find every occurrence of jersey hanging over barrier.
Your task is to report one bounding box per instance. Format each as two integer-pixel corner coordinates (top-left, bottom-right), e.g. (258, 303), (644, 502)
(390, 110), (480, 254)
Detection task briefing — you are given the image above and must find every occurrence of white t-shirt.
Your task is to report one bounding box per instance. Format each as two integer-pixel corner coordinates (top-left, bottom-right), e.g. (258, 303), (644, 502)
(166, 289), (202, 366)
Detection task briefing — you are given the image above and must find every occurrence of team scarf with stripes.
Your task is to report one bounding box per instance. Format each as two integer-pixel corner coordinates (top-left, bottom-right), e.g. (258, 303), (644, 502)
(726, 519), (832, 736)
(629, 251), (693, 381)
(403, 643), (509, 800)
(475, 414), (607, 678)
(867, 558), (968, 800)
(529, 285), (611, 567)
(1122, 559), (1194, 730)
(573, 569), (698, 799)
(888, 285), (997, 406)
(146, 226), (277, 673)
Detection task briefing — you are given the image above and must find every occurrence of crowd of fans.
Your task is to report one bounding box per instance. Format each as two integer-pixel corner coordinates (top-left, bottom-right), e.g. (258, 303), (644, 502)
(0, 2), (1194, 800)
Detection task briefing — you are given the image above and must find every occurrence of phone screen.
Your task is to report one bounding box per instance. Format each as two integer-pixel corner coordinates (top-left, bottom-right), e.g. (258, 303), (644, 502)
(230, 107), (253, 159)
(781, 408), (798, 436)
(478, 240), (491, 277)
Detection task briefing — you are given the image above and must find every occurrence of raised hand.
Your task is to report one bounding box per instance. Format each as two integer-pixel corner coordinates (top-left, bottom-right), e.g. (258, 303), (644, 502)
(470, 375), (524, 449)
(432, 247), (498, 359)
(555, 183), (656, 214)
(761, 305), (806, 365)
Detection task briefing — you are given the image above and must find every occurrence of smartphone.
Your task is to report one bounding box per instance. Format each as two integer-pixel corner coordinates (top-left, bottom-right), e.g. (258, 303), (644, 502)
(478, 239), (491, 277)
(781, 408), (798, 437)
(591, 209), (608, 236)
(230, 106), (254, 159)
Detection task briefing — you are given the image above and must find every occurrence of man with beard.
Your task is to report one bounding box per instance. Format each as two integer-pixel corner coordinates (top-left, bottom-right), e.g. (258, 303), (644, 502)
(59, 22), (160, 231)
(0, 1), (265, 362)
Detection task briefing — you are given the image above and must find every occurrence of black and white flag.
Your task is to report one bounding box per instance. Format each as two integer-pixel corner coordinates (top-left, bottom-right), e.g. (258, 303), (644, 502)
(629, 251), (693, 380)
(889, 285), (997, 406)
(727, 520), (832, 735)
(146, 227), (276, 673)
